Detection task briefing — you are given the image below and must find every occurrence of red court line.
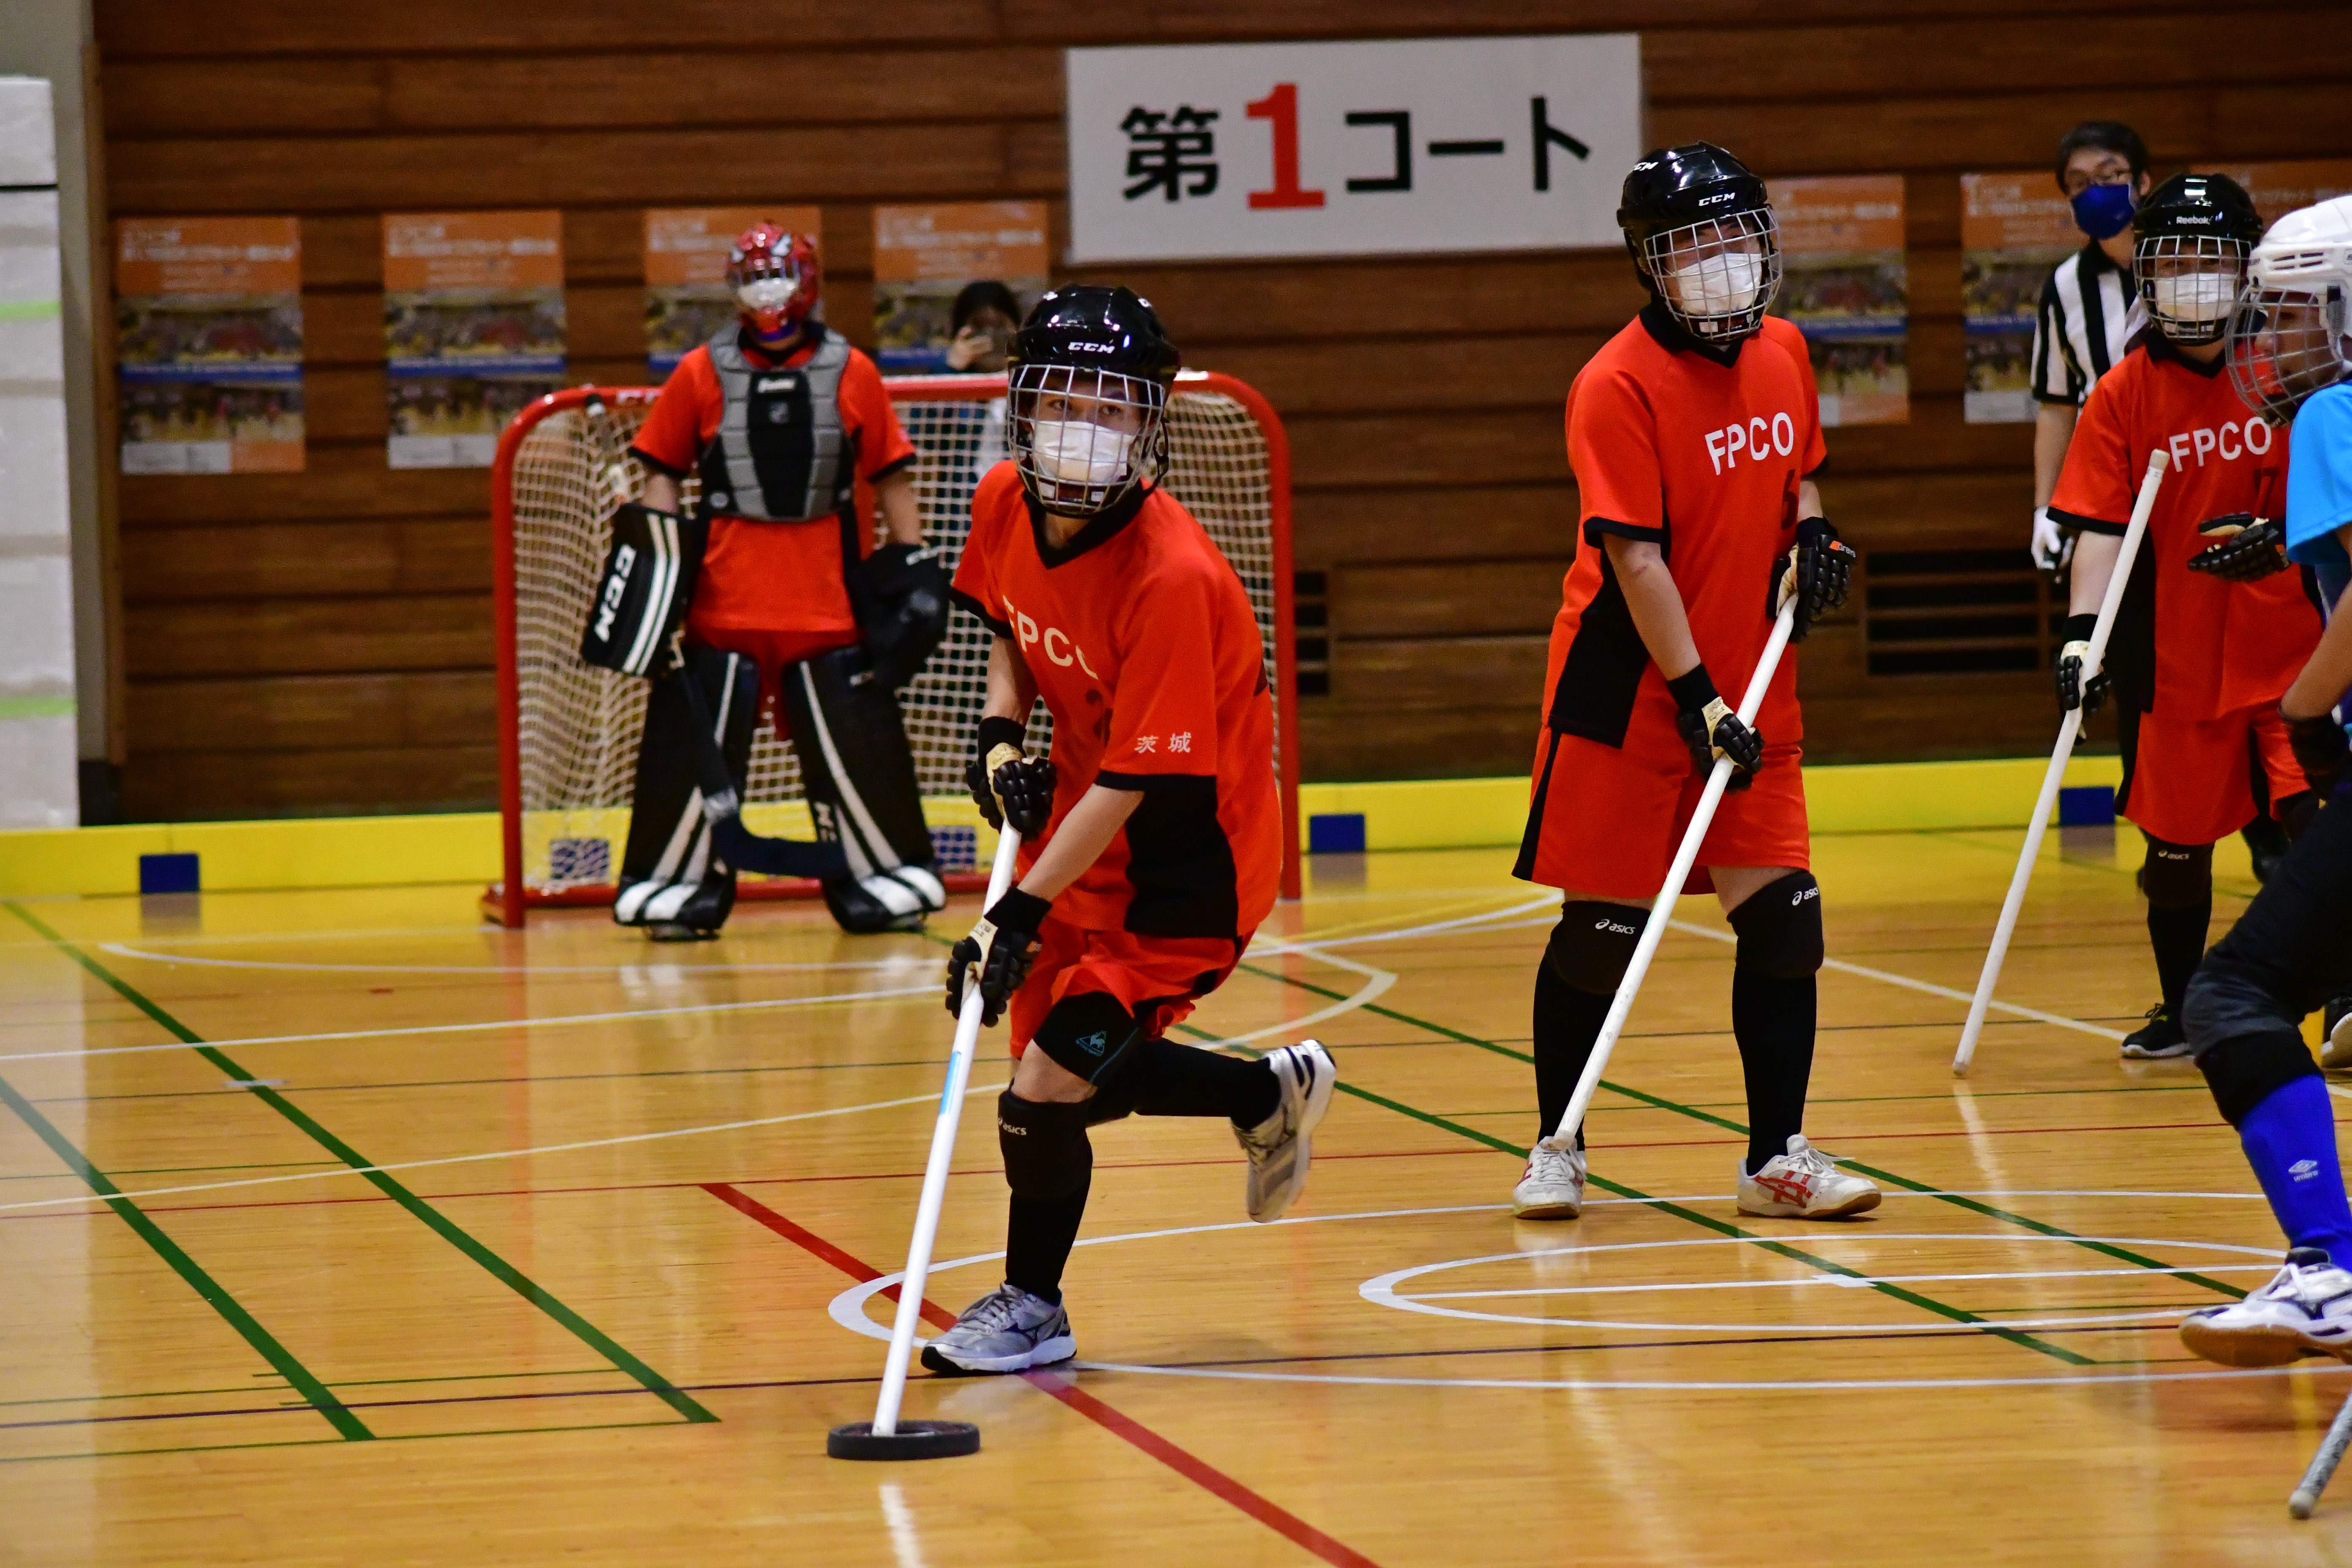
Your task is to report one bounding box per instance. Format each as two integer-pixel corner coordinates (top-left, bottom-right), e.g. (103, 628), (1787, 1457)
(700, 1181), (1386, 1568)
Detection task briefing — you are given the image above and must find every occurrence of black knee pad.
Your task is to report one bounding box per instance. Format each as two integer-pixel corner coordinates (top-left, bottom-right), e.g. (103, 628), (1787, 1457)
(997, 1091), (1093, 1200)
(1728, 871), (1824, 977)
(2140, 835), (2213, 909)
(1030, 992), (1147, 1086)
(2191, 1023), (2319, 1128)
(1544, 902), (1645, 994)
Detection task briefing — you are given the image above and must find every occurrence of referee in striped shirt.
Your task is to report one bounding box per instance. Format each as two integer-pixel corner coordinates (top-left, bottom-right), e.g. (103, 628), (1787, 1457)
(2031, 120), (2152, 573)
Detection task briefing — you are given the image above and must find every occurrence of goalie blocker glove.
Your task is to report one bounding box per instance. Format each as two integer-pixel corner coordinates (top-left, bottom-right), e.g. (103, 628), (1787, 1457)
(945, 887), (1051, 1025)
(578, 502), (706, 678)
(966, 716), (1056, 835)
(2054, 612), (2110, 714)
(1667, 665), (1763, 791)
(2186, 512), (2292, 581)
(1771, 516), (1855, 642)
(859, 542), (952, 689)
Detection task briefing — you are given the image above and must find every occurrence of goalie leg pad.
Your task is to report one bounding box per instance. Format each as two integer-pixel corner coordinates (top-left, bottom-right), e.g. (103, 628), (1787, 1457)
(1726, 871), (1825, 977)
(615, 645), (757, 930)
(1543, 902), (1645, 995)
(784, 646), (945, 933)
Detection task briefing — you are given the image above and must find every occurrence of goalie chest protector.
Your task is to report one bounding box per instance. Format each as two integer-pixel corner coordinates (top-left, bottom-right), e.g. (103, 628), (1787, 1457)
(696, 328), (855, 523)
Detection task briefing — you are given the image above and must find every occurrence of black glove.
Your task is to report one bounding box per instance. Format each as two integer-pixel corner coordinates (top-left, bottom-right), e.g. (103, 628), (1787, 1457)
(2054, 612), (2108, 715)
(944, 887), (1051, 1026)
(2287, 709), (2351, 798)
(1667, 665), (1762, 792)
(965, 716), (1056, 835)
(860, 542), (951, 689)
(2186, 513), (2291, 582)
(1772, 516), (1857, 643)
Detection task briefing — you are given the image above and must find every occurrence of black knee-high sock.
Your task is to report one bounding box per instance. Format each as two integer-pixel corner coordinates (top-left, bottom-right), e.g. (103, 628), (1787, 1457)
(2148, 900), (2211, 1018)
(1004, 1163), (1091, 1305)
(1107, 1037), (1280, 1125)
(1534, 960), (1612, 1147)
(1734, 969), (1816, 1173)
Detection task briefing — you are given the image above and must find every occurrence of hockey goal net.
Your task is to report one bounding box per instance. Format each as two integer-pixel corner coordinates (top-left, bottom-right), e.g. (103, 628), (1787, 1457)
(487, 371), (1299, 926)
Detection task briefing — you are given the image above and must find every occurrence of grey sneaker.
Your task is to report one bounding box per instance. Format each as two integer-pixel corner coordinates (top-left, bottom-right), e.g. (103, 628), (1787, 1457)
(919, 1283), (1075, 1376)
(1235, 1040), (1337, 1222)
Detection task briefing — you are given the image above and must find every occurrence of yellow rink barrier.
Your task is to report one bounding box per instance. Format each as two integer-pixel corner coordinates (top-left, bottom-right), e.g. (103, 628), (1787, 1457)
(0, 753), (2129, 899)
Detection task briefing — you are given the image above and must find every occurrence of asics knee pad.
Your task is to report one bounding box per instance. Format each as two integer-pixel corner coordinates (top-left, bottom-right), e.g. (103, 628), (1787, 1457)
(1544, 902), (1645, 995)
(997, 1091), (1093, 1200)
(2140, 835), (2213, 909)
(1031, 991), (1147, 1086)
(1728, 871), (1824, 977)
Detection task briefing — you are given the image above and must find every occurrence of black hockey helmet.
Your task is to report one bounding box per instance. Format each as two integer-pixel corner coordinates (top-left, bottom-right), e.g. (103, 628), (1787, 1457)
(1007, 286), (1181, 517)
(1617, 143), (1781, 343)
(2136, 174), (2264, 346)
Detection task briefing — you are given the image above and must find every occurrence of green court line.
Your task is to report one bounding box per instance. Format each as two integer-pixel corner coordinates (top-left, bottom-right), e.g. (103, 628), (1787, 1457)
(0, 1416), (691, 1467)
(1228, 957), (2249, 1303)
(1, 1366), (618, 1410)
(6, 903), (718, 1428)
(0, 1072), (371, 1440)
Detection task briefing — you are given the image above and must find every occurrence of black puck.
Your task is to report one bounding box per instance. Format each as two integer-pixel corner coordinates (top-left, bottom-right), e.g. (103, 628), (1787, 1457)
(827, 1420), (980, 1461)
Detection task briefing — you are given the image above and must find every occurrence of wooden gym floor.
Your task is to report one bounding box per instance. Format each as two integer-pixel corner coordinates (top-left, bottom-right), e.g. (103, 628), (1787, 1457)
(3, 824), (2346, 1565)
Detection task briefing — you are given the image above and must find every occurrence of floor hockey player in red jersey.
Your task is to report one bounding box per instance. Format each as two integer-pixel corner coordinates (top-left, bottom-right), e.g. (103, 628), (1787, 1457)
(2047, 174), (2321, 1061)
(1510, 143), (1878, 1223)
(920, 286), (1337, 1374)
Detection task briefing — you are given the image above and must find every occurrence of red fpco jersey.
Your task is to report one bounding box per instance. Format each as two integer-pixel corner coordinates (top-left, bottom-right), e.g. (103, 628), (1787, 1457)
(951, 466), (1279, 939)
(1541, 312), (1827, 761)
(2050, 337), (2315, 718)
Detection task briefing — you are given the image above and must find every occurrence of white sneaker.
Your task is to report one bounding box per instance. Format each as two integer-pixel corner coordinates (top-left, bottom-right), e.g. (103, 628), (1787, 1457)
(1512, 1137), (1588, 1220)
(2324, 998), (2352, 1071)
(1736, 1135), (1882, 1219)
(919, 1283), (1075, 1375)
(1236, 1040), (1337, 1222)
(2180, 1248), (2352, 1367)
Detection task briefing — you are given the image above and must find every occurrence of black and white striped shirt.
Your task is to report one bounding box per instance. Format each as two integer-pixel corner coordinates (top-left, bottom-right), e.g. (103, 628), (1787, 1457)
(2031, 241), (2146, 407)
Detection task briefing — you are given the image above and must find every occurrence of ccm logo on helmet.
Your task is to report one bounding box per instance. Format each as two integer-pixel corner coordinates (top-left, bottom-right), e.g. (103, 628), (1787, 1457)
(2164, 418), (2273, 470)
(1704, 412), (1798, 474)
(1002, 595), (1104, 678)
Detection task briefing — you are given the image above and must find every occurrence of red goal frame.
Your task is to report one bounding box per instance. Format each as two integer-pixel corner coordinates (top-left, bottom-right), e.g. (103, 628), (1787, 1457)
(485, 371), (1301, 927)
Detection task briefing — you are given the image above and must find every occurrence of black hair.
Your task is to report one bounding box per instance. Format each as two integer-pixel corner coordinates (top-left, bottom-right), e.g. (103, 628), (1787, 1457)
(2054, 120), (2149, 190)
(951, 280), (1024, 332)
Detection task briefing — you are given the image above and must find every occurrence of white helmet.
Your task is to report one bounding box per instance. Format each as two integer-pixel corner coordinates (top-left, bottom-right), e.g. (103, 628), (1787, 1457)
(2226, 193), (2352, 425)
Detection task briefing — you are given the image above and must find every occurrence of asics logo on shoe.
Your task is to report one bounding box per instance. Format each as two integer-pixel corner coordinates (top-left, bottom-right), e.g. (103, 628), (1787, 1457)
(1594, 918), (1638, 934)
(1075, 1031), (1108, 1056)
(1753, 1172), (1814, 1204)
(2293, 1158), (2322, 1181)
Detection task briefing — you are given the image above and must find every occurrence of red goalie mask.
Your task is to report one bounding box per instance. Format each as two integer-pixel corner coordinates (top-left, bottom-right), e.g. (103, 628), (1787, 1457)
(727, 225), (820, 344)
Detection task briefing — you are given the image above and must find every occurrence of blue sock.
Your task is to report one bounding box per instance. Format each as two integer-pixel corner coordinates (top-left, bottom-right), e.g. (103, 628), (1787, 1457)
(2239, 1075), (2352, 1264)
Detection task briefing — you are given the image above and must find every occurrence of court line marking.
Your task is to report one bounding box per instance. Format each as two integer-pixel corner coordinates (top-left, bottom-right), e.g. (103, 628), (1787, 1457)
(706, 1184), (1385, 1568)
(0, 1069), (373, 1442)
(95, 942), (937, 977)
(7, 902), (719, 1428)
(0, 983), (936, 1064)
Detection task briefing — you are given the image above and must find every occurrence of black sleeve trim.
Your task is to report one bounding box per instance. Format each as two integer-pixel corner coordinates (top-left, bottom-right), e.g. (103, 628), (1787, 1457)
(2031, 387), (2087, 407)
(869, 452), (916, 483)
(1095, 769), (1216, 795)
(627, 445), (690, 480)
(2048, 505), (2126, 537)
(1582, 516), (1667, 548)
(950, 587), (1013, 637)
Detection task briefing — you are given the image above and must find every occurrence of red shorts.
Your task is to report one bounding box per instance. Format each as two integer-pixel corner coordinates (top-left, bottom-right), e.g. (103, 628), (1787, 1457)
(1008, 917), (1249, 1057)
(1515, 729), (1810, 901)
(2117, 701), (2304, 845)
(683, 626), (856, 740)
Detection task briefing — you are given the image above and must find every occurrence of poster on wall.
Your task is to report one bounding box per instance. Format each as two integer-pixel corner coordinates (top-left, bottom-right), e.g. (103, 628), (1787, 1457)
(644, 206), (821, 378)
(872, 202), (1049, 374)
(1766, 175), (1908, 427)
(114, 217), (304, 474)
(1064, 33), (1641, 263)
(2201, 159), (2352, 228)
(1959, 173), (2079, 425)
(383, 210), (564, 469)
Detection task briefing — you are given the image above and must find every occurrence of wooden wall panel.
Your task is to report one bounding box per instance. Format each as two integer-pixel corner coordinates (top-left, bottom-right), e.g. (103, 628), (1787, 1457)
(95, 1), (2352, 818)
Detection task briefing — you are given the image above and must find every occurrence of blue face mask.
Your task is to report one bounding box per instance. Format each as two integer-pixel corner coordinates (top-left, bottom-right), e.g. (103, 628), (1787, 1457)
(2071, 180), (2137, 241)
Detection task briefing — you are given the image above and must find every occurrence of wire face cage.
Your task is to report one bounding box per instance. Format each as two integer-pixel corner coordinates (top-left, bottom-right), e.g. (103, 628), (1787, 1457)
(488, 372), (1298, 924)
(2228, 283), (2350, 426)
(1643, 209), (1782, 340)
(1007, 361), (1170, 517)
(2137, 233), (2250, 346)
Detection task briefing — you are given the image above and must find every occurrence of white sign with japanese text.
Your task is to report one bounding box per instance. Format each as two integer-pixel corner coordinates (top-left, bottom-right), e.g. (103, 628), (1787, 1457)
(1066, 34), (1643, 264)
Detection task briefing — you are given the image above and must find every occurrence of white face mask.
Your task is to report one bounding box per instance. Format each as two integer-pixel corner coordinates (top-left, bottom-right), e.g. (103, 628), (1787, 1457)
(1029, 419), (1130, 486)
(2153, 271), (2236, 324)
(737, 277), (796, 313)
(1666, 249), (1765, 318)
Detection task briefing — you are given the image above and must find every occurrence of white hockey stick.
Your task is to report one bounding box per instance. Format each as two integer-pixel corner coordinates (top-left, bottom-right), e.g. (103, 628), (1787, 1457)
(1952, 449), (2168, 1077)
(1544, 600), (1799, 1152)
(868, 823), (1022, 1439)
(2292, 1380), (2352, 1518)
